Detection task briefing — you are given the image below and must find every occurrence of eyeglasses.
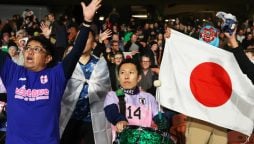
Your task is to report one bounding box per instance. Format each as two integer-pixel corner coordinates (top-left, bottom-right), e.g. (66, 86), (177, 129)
(142, 60), (151, 63)
(112, 45), (119, 46)
(24, 46), (47, 54)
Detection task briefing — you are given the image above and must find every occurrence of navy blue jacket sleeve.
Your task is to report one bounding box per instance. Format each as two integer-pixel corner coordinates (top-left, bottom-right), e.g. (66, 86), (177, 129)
(62, 25), (91, 79)
(104, 104), (128, 125)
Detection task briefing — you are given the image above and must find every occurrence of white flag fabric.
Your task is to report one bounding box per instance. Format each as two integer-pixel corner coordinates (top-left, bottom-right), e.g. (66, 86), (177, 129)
(159, 29), (254, 136)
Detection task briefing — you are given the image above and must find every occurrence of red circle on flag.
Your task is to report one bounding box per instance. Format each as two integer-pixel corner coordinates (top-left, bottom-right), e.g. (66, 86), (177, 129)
(190, 62), (232, 107)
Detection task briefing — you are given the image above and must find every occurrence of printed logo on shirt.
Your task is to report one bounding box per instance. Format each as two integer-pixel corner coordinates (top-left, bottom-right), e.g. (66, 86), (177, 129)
(18, 77), (27, 81)
(15, 85), (49, 101)
(40, 75), (48, 84)
(139, 98), (146, 105)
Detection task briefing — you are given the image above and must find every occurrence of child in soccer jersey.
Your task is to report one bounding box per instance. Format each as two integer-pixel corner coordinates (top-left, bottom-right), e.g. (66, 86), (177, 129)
(104, 59), (169, 140)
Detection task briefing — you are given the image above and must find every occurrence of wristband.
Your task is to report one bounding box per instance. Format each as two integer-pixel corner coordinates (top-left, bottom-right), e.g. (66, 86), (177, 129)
(82, 22), (91, 27)
(83, 20), (92, 26)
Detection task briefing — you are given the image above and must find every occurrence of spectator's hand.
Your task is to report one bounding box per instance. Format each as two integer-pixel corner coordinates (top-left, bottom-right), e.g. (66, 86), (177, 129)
(106, 47), (111, 53)
(151, 68), (160, 74)
(139, 41), (147, 48)
(99, 29), (112, 43)
(116, 121), (128, 133)
(81, 0), (102, 22)
(224, 29), (238, 48)
(131, 50), (139, 56)
(40, 22), (52, 39)
(170, 114), (187, 135)
(175, 125), (186, 134)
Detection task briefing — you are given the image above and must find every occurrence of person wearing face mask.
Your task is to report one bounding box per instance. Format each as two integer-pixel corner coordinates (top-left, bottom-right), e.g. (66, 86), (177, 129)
(0, 0), (101, 144)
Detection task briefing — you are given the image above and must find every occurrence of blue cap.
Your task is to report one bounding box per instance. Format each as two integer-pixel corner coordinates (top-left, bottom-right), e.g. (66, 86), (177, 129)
(199, 25), (219, 47)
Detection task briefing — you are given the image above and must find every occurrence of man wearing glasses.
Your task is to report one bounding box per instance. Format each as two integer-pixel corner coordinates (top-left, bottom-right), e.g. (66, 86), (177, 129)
(0, 0), (101, 144)
(138, 54), (158, 96)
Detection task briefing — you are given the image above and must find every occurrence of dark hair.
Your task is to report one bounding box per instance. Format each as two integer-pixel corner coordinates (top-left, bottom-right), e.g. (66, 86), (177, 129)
(48, 12), (55, 18)
(111, 40), (118, 46)
(67, 23), (79, 30)
(8, 40), (18, 48)
(114, 51), (124, 57)
(118, 58), (141, 75)
(149, 41), (158, 47)
(202, 21), (215, 27)
(245, 48), (254, 54)
(140, 53), (151, 61)
(26, 35), (57, 67)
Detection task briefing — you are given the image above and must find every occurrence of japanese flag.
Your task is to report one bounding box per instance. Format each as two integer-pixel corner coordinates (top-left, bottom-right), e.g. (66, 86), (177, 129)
(158, 29), (254, 136)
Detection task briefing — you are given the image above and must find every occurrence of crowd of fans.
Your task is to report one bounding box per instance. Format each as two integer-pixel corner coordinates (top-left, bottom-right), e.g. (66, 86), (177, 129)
(0, 4), (254, 144)
(0, 8), (254, 66)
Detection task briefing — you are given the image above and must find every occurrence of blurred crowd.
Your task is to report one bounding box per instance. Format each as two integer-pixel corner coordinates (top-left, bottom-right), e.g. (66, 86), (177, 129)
(0, 8), (254, 70)
(0, 6), (254, 144)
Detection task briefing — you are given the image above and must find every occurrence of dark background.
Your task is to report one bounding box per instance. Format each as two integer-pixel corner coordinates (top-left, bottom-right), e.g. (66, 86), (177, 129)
(0, 0), (253, 24)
